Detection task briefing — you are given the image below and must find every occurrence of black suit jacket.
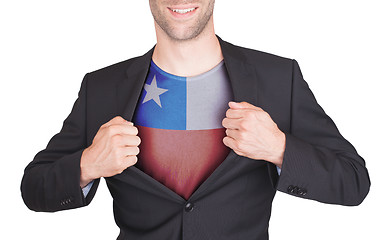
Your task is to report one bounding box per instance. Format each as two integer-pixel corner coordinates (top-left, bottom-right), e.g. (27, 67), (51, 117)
(21, 36), (370, 240)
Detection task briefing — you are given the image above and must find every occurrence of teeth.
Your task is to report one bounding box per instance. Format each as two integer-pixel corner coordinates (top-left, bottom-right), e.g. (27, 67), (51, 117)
(172, 8), (196, 14)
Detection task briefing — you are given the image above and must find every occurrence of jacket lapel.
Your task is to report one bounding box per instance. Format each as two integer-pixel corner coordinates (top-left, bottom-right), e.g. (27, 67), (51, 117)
(218, 36), (260, 106)
(116, 46), (154, 122)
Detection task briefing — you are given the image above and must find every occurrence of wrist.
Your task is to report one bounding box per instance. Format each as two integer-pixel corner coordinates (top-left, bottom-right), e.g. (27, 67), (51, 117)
(80, 148), (96, 188)
(270, 132), (286, 168)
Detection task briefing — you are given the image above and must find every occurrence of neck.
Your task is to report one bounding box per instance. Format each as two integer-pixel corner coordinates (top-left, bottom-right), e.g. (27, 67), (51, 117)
(152, 19), (223, 77)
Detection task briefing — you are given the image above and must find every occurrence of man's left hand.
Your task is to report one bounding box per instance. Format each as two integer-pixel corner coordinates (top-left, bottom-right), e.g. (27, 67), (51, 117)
(222, 101), (286, 168)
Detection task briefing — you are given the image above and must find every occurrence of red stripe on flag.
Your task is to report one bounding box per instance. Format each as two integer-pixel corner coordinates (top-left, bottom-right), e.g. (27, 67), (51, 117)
(136, 125), (230, 200)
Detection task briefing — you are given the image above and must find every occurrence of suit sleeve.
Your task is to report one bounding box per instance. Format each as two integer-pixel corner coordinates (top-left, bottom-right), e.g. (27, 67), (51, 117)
(276, 59), (370, 206)
(21, 74), (100, 212)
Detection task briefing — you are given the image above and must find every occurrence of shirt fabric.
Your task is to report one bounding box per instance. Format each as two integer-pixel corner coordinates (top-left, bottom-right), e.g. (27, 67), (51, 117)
(132, 60), (233, 200)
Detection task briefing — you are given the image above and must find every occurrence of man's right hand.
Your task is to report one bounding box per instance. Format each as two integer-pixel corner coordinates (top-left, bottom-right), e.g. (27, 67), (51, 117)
(79, 116), (140, 188)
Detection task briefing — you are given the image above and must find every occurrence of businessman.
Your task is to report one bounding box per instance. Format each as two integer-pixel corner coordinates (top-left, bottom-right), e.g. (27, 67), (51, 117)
(21, 0), (370, 239)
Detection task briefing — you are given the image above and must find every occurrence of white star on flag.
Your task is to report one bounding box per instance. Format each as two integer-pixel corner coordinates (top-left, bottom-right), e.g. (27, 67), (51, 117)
(142, 75), (168, 107)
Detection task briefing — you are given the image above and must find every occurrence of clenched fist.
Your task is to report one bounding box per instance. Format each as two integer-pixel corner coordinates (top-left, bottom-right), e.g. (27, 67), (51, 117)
(80, 116), (141, 187)
(222, 101), (285, 168)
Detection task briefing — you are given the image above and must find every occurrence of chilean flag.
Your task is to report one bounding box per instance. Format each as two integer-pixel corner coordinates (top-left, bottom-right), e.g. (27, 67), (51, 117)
(133, 60), (232, 200)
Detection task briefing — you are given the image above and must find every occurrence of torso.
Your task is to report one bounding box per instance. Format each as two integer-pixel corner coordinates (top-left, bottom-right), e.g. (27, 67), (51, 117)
(132, 60), (233, 199)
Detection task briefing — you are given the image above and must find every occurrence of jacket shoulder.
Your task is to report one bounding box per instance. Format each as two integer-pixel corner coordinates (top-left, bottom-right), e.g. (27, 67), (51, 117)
(85, 55), (142, 84)
(221, 40), (293, 67)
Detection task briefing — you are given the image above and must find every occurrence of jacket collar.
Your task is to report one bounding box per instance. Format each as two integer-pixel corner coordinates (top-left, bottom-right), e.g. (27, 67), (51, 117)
(116, 47), (154, 121)
(218, 36), (259, 104)
(117, 35), (259, 121)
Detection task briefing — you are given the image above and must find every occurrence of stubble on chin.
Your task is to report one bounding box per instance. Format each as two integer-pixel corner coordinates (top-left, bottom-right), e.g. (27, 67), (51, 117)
(150, 0), (215, 42)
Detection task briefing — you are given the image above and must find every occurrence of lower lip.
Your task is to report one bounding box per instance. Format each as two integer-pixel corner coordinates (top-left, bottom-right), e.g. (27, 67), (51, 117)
(168, 7), (198, 19)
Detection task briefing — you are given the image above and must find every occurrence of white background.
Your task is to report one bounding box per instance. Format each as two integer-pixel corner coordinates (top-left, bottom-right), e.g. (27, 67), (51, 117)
(1, 0), (383, 239)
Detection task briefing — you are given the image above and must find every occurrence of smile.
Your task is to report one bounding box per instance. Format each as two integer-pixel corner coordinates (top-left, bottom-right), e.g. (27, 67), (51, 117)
(170, 7), (196, 14)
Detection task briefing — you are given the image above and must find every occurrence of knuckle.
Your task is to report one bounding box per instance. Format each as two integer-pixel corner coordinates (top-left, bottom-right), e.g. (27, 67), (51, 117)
(127, 146), (139, 156)
(115, 162), (125, 174)
(128, 155), (138, 165)
(238, 131), (247, 140)
(116, 158), (125, 169)
(258, 111), (270, 121)
(244, 111), (254, 119)
(112, 148), (121, 158)
(131, 126), (139, 135)
(126, 136), (139, 147)
(235, 150), (245, 157)
(134, 136), (141, 145)
(107, 125), (118, 135)
(239, 120), (248, 130)
(225, 129), (230, 136)
(265, 112), (272, 120)
(222, 136), (228, 145)
(257, 107), (265, 112)
(222, 118), (227, 127)
(113, 116), (124, 121)
(225, 109), (232, 118)
(236, 142), (244, 152)
(260, 111), (267, 118)
(125, 147), (139, 157)
(111, 134), (122, 145)
(134, 146), (140, 155)
(233, 141), (241, 151)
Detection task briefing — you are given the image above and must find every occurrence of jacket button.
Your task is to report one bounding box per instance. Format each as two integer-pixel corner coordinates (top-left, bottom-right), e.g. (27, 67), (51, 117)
(287, 185), (295, 193)
(185, 202), (194, 212)
(298, 188), (307, 196)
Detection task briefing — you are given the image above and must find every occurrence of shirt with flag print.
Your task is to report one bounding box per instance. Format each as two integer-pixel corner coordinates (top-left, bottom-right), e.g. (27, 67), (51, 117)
(132, 59), (233, 200)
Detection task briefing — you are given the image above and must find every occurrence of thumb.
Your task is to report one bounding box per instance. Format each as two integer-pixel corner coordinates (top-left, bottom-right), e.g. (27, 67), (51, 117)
(228, 101), (259, 110)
